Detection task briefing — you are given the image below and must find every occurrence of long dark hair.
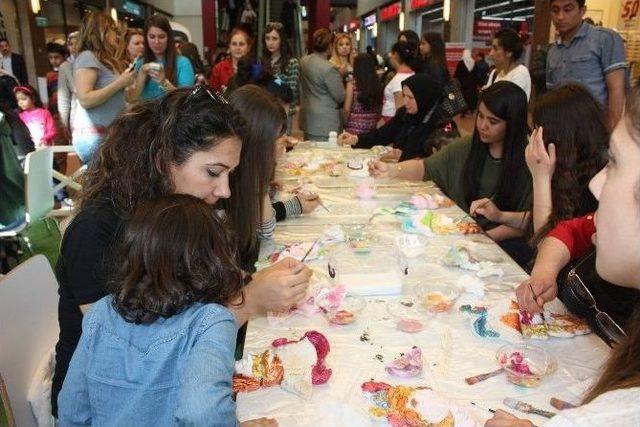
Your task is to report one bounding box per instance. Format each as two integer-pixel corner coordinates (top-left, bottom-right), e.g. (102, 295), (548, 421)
(79, 87), (246, 216)
(180, 42), (205, 75)
(225, 85), (286, 259)
(583, 86), (640, 403)
(261, 22), (293, 75)
(108, 194), (244, 324)
(422, 32), (446, 67)
(143, 14), (178, 84)
(530, 83), (608, 245)
(353, 53), (382, 109)
(391, 40), (419, 72)
(463, 81), (528, 211)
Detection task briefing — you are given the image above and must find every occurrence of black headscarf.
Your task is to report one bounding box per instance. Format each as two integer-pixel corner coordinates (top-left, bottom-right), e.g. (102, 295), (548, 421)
(400, 73), (443, 124)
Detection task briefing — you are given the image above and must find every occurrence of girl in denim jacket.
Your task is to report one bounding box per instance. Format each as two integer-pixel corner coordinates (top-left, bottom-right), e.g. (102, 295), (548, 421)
(58, 194), (276, 427)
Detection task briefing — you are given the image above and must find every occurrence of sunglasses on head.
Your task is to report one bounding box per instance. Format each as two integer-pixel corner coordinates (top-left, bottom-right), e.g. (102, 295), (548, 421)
(185, 84), (228, 105)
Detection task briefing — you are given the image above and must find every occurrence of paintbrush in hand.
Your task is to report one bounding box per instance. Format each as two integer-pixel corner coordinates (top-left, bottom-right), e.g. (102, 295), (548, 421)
(503, 397), (556, 419)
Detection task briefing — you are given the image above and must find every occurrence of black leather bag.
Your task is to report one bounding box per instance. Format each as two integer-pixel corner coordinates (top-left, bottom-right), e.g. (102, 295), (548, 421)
(440, 78), (468, 116)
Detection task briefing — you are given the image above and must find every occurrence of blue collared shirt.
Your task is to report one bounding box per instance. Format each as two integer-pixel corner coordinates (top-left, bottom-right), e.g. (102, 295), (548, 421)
(58, 296), (239, 427)
(546, 22), (627, 106)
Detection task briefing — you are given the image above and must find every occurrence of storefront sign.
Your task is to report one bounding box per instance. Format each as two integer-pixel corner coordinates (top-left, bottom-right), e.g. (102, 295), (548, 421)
(364, 13), (377, 27)
(621, 0), (640, 21)
(473, 20), (501, 42)
(380, 2), (402, 22)
(445, 42), (465, 76)
(410, 0), (436, 10)
(35, 16), (49, 27)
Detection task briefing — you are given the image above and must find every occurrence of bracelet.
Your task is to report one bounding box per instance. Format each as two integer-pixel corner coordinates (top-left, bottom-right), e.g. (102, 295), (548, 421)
(159, 78), (172, 91)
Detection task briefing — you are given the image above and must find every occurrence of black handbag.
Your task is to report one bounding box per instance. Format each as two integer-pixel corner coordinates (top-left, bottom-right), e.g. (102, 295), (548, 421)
(440, 78), (468, 116)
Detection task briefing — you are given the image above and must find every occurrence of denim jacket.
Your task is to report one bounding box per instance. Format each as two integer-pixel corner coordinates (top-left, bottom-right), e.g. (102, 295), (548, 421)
(57, 296), (239, 427)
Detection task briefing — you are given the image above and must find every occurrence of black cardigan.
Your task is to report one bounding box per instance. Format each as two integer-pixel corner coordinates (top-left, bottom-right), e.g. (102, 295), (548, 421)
(354, 106), (451, 161)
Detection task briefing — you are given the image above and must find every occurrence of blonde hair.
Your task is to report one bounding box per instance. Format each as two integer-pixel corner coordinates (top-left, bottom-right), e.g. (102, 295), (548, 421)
(330, 33), (352, 68)
(77, 12), (127, 73)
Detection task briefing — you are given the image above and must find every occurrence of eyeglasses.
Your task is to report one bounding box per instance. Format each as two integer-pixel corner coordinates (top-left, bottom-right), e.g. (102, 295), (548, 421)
(566, 263), (626, 345)
(185, 84), (228, 105)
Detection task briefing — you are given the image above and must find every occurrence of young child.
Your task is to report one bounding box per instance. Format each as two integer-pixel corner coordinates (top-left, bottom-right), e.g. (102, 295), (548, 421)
(14, 85), (56, 147)
(57, 194), (276, 427)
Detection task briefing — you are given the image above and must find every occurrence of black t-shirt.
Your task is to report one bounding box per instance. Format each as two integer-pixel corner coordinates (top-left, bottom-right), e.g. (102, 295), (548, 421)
(51, 200), (123, 417)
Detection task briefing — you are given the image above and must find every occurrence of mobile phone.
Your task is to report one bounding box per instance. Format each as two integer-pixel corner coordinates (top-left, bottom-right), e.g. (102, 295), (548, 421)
(126, 61), (136, 73)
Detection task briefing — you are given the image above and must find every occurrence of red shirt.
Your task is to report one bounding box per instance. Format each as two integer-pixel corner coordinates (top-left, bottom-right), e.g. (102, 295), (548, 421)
(209, 58), (235, 92)
(547, 213), (596, 260)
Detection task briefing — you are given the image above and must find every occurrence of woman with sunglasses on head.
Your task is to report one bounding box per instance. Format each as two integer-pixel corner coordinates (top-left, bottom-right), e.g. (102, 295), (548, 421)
(211, 27), (254, 92)
(262, 22), (299, 132)
(129, 14), (195, 101)
(50, 87), (312, 419)
(369, 81), (533, 267)
(486, 86), (640, 427)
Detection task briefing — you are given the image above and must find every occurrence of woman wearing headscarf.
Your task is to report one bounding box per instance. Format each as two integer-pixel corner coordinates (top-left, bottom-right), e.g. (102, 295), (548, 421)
(338, 74), (456, 161)
(454, 49), (478, 116)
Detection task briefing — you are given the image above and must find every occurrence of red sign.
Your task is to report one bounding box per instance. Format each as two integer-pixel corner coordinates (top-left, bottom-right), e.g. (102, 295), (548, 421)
(348, 19), (360, 31)
(380, 2), (402, 22)
(473, 20), (502, 42)
(445, 42), (465, 77)
(410, 0), (435, 10)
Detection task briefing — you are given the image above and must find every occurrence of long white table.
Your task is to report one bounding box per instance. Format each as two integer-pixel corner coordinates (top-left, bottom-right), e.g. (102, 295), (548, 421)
(236, 143), (610, 426)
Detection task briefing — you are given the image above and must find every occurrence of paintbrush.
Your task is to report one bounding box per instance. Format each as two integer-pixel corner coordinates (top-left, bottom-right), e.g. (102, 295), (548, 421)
(549, 397), (576, 410)
(470, 402), (495, 413)
(503, 397), (556, 419)
(465, 368), (504, 385)
(300, 238), (320, 263)
(317, 199), (330, 213)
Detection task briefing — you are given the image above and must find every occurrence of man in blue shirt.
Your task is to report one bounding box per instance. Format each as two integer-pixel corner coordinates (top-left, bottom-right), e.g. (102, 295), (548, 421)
(546, 0), (627, 128)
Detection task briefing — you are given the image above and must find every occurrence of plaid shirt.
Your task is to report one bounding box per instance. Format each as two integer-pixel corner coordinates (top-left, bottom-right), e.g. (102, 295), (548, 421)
(276, 58), (299, 113)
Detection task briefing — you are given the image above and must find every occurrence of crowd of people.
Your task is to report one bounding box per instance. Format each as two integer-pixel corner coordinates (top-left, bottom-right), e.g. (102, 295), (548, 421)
(1, 0), (640, 425)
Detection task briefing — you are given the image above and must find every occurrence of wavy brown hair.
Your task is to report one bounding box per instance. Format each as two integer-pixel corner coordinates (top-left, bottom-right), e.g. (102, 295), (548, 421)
(78, 87), (246, 217)
(223, 85), (285, 260)
(583, 86), (640, 403)
(108, 194), (244, 324)
(143, 14), (178, 84)
(530, 83), (607, 246)
(77, 11), (127, 73)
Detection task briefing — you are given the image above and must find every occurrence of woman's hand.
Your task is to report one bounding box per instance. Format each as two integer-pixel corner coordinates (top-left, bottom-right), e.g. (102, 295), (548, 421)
(369, 159), (396, 179)
(526, 126), (556, 181)
(470, 198), (503, 223)
(142, 63), (166, 82)
(338, 132), (358, 146)
(116, 67), (136, 89)
(515, 268), (558, 313)
(248, 258), (312, 313)
(485, 410), (534, 427)
(380, 148), (402, 162)
(240, 418), (278, 427)
(296, 193), (321, 214)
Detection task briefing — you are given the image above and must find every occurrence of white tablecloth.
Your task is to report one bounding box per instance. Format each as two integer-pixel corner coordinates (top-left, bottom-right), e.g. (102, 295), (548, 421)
(236, 143), (610, 426)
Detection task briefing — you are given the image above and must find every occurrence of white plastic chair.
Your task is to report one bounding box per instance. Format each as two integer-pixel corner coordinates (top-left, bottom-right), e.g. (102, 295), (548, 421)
(0, 255), (59, 427)
(0, 148), (65, 254)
